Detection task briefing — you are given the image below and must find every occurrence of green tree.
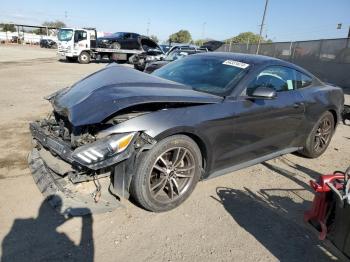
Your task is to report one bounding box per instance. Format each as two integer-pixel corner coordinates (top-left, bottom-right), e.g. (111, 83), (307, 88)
(42, 20), (66, 29)
(227, 32), (265, 44)
(0, 23), (16, 32)
(168, 30), (192, 43)
(150, 35), (159, 43)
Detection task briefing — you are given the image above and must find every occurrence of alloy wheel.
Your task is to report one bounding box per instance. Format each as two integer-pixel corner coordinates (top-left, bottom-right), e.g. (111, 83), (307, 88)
(313, 116), (332, 153)
(148, 147), (195, 203)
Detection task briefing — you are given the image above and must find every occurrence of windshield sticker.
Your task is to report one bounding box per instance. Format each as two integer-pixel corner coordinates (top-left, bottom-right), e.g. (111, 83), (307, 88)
(222, 60), (250, 69)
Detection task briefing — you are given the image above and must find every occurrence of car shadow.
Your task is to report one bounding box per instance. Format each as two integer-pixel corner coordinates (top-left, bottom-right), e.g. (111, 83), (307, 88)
(1, 195), (94, 262)
(261, 161), (321, 193)
(213, 187), (335, 261)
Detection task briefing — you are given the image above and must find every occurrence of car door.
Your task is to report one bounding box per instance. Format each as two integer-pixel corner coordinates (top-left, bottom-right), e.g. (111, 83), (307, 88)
(74, 30), (88, 50)
(121, 33), (135, 49)
(212, 65), (306, 171)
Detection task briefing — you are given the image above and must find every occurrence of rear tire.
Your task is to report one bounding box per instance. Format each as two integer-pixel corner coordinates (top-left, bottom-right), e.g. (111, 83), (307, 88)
(78, 51), (91, 64)
(300, 111), (334, 158)
(130, 135), (202, 212)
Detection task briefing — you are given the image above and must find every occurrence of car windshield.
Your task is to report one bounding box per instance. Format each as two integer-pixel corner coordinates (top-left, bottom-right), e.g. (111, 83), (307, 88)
(58, 29), (73, 41)
(152, 56), (249, 96)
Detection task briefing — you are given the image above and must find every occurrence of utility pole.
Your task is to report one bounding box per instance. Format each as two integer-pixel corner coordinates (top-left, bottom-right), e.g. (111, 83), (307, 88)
(64, 11), (68, 27)
(146, 19), (150, 36)
(256, 0), (269, 54)
(201, 22), (206, 45)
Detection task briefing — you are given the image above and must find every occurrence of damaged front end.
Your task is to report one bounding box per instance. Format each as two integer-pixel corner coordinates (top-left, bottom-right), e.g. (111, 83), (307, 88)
(28, 65), (221, 214)
(28, 112), (156, 215)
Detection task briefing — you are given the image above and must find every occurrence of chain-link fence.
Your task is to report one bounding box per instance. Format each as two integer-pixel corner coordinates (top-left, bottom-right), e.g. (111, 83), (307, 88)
(217, 38), (350, 88)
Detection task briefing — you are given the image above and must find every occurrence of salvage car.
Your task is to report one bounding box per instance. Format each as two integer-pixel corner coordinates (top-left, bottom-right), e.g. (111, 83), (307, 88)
(28, 53), (344, 213)
(97, 32), (157, 50)
(129, 46), (165, 71)
(200, 40), (224, 51)
(144, 47), (207, 73)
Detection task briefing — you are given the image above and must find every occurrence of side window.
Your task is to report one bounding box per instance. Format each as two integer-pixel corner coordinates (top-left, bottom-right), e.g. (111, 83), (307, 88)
(74, 31), (87, 42)
(81, 32), (87, 40)
(124, 33), (131, 39)
(246, 66), (298, 95)
(295, 72), (313, 89)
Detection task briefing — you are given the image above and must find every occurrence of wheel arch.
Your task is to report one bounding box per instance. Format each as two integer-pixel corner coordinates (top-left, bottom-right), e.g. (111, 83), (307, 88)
(153, 127), (212, 177)
(79, 49), (92, 56)
(328, 108), (338, 128)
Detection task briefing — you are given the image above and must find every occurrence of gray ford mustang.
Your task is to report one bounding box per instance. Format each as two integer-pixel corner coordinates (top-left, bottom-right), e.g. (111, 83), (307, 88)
(28, 53), (344, 213)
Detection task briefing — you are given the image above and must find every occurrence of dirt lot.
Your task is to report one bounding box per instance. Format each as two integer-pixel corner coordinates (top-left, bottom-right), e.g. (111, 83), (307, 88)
(0, 45), (349, 262)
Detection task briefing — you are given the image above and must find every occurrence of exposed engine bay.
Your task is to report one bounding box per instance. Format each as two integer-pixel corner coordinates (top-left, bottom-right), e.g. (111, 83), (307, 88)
(29, 101), (205, 213)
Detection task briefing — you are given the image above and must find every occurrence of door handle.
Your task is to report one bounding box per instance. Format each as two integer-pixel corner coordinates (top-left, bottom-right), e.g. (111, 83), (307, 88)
(293, 102), (304, 108)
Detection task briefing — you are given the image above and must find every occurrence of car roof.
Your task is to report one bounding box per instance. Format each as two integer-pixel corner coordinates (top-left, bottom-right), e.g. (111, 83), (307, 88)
(115, 32), (139, 35)
(193, 52), (313, 76)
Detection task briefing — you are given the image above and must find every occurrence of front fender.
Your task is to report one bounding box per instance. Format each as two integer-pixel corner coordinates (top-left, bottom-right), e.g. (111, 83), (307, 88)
(98, 105), (218, 174)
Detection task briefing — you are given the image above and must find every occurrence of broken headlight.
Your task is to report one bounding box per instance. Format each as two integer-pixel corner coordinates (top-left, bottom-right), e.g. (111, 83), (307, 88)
(72, 132), (135, 165)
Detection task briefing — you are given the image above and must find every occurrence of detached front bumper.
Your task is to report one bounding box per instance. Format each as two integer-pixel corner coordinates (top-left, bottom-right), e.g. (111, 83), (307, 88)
(28, 122), (126, 215)
(28, 148), (123, 215)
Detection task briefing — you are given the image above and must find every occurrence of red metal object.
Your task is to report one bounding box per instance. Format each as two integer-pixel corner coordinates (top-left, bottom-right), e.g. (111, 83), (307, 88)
(304, 173), (344, 240)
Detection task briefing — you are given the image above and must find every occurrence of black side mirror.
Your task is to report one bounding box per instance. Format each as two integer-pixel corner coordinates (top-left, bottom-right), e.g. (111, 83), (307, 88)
(250, 86), (277, 99)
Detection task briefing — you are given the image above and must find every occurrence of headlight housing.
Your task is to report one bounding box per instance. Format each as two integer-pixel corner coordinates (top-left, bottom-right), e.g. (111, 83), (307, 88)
(72, 132), (135, 165)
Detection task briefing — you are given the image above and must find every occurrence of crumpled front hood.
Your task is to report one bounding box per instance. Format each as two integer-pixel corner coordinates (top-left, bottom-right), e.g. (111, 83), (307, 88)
(52, 65), (221, 126)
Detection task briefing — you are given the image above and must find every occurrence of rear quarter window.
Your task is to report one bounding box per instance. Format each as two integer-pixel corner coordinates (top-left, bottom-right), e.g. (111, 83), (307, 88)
(295, 72), (313, 89)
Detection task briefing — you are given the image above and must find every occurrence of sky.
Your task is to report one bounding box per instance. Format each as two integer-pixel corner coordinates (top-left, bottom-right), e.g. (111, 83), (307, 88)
(1, 0), (350, 42)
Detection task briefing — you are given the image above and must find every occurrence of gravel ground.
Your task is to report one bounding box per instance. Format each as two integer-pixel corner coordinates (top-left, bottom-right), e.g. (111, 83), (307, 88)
(0, 45), (349, 262)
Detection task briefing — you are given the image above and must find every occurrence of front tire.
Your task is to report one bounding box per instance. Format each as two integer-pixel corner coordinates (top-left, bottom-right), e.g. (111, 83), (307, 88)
(78, 51), (91, 64)
(300, 111), (335, 158)
(130, 135), (202, 212)
(111, 42), (121, 50)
